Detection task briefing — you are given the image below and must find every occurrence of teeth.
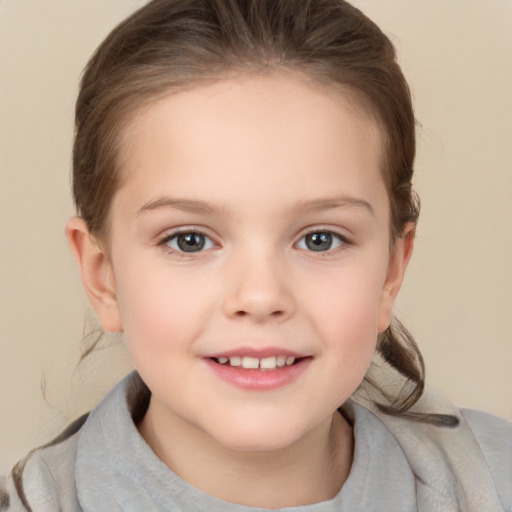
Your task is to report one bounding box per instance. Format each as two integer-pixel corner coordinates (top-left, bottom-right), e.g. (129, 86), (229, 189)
(216, 355), (299, 369)
(229, 356), (242, 367)
(241, 356), (259, 369)
(260, 356), (277, 369)
(276, 355), (286, 367)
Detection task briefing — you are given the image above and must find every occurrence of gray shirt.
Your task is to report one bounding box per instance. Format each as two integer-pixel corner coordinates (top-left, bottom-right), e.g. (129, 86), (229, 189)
(2, 371), (512, 511)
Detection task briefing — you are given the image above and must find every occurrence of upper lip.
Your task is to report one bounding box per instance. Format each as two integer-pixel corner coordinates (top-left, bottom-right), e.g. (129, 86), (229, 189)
(205, 347), (309, 359)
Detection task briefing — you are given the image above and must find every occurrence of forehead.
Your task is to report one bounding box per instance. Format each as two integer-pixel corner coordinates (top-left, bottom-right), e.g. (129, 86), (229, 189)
(114, 73), (386, 213)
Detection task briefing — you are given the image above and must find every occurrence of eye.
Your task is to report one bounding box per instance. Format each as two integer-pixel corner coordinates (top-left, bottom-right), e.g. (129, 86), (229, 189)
(161, 231), (214, 253)
(296, 231), (346, 252)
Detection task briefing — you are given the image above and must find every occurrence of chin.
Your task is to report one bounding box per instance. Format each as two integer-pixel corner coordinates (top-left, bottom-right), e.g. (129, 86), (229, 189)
(207, 416), (312, 453)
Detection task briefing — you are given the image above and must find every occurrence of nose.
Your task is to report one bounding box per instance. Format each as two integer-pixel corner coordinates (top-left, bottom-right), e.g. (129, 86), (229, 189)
(222, 252), (295, 323)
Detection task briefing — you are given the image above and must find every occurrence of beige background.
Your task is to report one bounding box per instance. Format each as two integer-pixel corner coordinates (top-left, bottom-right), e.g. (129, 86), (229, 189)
(1, 0), (511, 474)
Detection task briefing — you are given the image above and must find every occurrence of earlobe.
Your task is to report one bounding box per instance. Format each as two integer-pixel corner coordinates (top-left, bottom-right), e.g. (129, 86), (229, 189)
(377, 223), (415, 332)
(65, 217), (123, 332)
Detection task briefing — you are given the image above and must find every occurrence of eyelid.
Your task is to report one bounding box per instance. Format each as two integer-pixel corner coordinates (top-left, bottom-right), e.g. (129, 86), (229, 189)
(296, 226), (351, 242)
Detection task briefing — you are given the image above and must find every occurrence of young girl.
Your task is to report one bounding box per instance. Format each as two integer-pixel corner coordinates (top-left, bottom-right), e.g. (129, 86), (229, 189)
(2, 0), (511, 510)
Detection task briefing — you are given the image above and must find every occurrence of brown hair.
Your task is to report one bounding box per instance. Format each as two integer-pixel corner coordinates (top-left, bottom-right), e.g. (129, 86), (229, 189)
(75, 0), (419, 240)
(73, 0), (426, 415)
(8, 1), (454, 508)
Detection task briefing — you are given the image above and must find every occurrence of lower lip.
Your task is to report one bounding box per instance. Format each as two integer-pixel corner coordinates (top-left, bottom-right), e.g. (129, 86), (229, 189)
(204, 358), (311, 391)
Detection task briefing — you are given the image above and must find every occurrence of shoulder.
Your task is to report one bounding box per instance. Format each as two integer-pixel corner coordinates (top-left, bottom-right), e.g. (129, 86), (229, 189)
(0, 375), (142, 512)
(461, 408), (512, 509)
(1, 428), (82, 512)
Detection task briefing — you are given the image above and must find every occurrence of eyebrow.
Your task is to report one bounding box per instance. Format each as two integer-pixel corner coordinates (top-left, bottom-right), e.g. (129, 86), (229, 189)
(291, 197), (375, 216)
(137, 197), (222, 216)
(137, 195), (375, 217)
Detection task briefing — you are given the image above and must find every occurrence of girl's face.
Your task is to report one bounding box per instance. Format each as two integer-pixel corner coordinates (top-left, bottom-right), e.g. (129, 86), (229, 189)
(73, 74), (412, 453)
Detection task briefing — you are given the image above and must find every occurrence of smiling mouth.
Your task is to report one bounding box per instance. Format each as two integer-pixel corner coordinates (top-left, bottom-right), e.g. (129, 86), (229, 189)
(211, 355), (306, 371)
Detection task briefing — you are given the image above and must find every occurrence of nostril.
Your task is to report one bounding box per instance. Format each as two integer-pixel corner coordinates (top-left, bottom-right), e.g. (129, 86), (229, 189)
(232, 309), (285, 320)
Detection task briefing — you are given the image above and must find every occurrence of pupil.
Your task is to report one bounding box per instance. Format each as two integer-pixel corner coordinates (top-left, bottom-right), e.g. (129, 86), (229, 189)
(177, 233), (205, 252)
(306, 232), (332, 252)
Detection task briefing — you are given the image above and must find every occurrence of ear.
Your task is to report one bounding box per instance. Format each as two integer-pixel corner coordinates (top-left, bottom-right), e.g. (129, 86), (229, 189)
(377, 223), (415, 332)
(65, 217), (123, 332)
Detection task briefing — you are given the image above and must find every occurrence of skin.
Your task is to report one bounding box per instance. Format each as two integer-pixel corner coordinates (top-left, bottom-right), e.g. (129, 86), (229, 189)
(67, 73), (414, 507)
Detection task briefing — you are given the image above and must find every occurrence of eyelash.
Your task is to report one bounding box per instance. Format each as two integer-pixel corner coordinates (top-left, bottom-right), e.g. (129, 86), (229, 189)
(156, 227), (351, 257)
(157, 229), (215, 257)
(295, 229), (351, 255)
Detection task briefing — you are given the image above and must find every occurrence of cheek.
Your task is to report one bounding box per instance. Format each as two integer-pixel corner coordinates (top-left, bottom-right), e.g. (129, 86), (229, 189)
(298, 263), (385, 379)
(114, 263), (215, 359)
(301, 264), (386, 336)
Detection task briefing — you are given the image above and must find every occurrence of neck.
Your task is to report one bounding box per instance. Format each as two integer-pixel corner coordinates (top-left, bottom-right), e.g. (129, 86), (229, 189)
(138, 401), (354, 508)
